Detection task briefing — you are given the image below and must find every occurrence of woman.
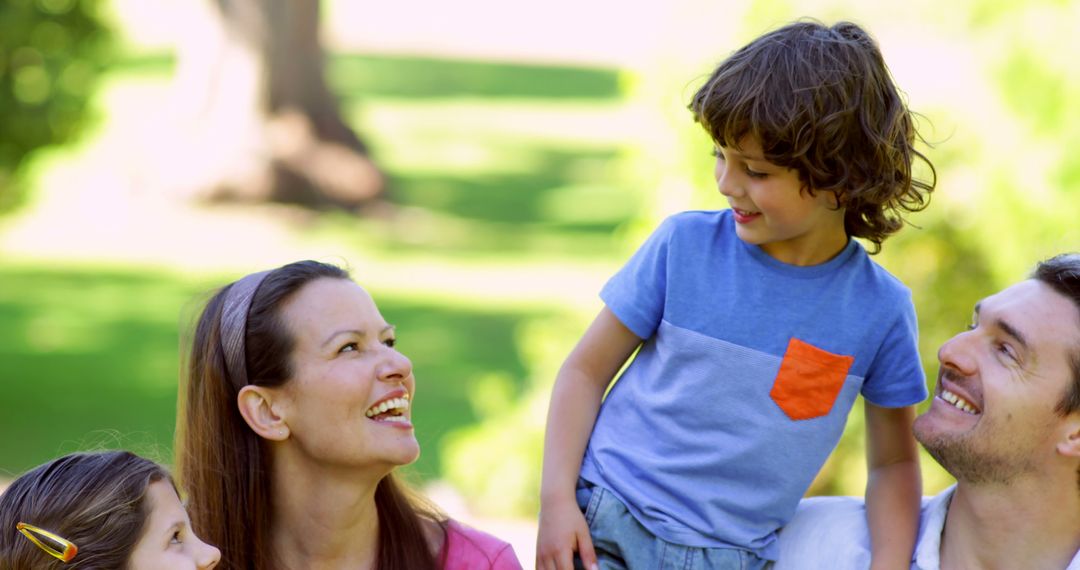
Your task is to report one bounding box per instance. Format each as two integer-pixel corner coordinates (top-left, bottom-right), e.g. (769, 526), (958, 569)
(176, 260), (521, 570)
(0, 450), (219, 569)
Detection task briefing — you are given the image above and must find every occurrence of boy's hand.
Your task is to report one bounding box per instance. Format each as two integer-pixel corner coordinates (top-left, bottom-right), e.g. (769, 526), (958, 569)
(536, 498), (598, 570)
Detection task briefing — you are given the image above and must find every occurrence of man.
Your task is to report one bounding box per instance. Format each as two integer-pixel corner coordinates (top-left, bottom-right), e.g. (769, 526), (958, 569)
(776, 253), (1080, 569)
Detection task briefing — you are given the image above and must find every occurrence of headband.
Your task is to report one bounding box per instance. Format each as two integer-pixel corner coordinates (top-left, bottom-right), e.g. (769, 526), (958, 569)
(219, 270), (270, 390)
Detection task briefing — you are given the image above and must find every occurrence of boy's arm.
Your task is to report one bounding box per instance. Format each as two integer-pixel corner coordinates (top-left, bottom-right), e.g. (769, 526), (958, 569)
(864, 402), (922, 570)
(536, 307), (642, 570)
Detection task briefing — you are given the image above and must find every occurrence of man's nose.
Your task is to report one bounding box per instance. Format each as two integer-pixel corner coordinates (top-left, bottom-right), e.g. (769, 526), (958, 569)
(937, 330), (977, 377)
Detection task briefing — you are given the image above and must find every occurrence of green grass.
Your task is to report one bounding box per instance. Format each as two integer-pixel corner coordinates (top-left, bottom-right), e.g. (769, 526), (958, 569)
(328, 53), (623, 101)
(0, 50), (633, 489)
(0, 264), (552, 481)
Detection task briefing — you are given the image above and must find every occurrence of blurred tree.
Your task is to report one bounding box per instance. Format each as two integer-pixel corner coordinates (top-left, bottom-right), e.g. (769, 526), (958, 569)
(0, 0), (110, 212)
(176, 0), (384, 209)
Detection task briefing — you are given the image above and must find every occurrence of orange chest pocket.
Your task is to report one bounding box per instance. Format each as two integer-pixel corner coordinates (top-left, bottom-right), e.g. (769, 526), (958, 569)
(770, 338), (854, 421)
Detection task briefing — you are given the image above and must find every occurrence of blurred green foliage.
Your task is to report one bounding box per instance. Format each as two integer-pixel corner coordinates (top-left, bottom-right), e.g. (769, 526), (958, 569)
(438, 1), (1080, 512)
(0, 0), (111, 211)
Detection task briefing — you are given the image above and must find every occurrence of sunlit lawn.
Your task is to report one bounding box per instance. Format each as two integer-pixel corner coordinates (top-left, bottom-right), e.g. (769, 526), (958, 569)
(0, 263), (558, 482)
(0, 52), (635, 484)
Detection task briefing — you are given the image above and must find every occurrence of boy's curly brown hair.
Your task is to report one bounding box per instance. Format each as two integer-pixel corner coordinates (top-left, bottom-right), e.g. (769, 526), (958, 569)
(689, 20), (935, 253)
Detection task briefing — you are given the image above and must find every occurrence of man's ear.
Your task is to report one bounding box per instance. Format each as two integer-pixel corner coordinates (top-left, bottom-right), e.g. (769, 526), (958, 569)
(237, 385), (290, 441)
(1057, 415), (1080, 459)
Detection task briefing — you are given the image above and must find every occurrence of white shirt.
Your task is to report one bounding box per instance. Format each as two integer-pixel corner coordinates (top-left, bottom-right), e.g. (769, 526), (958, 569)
(774, 486), (1080, 570)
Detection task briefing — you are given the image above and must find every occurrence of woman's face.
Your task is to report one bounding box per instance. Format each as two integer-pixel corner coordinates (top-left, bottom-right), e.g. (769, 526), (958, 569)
(276, 277), (420, 470)
(127, 481), (220, 570)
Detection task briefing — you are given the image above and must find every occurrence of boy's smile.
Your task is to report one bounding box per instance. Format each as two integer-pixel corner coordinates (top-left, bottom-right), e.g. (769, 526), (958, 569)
(715, 135), (848, 266)
(731, 208), (761, 224)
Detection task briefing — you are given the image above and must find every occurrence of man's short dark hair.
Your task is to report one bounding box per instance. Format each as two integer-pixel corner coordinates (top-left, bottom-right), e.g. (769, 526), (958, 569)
(1032, 253), (1080, 415)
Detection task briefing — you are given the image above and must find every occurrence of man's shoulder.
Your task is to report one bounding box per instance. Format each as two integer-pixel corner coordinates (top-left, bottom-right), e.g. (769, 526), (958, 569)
(776, 490), (952, 570)
(775, 496), (873, 570)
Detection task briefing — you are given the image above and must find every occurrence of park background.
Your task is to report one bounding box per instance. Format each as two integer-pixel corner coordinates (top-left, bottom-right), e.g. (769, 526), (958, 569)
(1, 0), (1078, 562)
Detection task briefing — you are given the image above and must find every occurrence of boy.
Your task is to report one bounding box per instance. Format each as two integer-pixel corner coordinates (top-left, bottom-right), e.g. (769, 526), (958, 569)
(538, 20), (935, 570)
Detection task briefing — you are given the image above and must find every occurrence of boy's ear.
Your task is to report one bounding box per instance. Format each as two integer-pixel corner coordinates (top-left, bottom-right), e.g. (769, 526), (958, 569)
(237, 385), (290, 441)
(827, 189), (844, 209)
(1056, 415), (1080, 459)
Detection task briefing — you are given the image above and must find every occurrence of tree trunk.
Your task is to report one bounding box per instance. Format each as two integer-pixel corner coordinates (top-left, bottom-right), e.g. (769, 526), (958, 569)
(177, 0), (384, 209)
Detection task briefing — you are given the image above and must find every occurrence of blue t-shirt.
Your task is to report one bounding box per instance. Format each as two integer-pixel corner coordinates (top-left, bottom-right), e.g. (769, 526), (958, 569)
(579, 210), (927, 560)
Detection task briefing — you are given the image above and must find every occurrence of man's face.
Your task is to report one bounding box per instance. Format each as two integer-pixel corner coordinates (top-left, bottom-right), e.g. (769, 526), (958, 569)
(913, 279), (1080, 484)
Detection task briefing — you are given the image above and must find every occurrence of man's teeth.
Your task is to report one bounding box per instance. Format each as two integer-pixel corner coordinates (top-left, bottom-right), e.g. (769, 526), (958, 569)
(940, 389), (979, 414)
(364, 397), (410, 418)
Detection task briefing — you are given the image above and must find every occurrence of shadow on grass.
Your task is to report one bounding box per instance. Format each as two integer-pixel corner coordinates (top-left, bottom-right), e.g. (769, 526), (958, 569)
(375, 144), (641, 256)
(0, 266), (541, 482)
(330, 53), (623, 101)
(117, 52), (623, 101)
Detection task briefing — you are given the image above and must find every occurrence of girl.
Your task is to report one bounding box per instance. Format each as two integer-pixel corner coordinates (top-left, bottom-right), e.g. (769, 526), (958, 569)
(0, 450), (219, 569)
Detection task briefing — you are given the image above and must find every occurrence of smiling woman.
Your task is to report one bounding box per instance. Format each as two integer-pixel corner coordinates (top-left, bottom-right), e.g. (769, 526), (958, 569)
(176, 260), (522, 570)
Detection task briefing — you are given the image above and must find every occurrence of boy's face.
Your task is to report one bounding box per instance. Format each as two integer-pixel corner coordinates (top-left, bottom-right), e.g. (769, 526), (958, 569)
(714, 135), (847, 266)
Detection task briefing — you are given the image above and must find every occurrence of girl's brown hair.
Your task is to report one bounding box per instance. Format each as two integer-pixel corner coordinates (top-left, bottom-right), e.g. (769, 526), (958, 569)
(176, 260), (444, 570)
(690, 19), (936, 253)
(0, 451), (169, 569)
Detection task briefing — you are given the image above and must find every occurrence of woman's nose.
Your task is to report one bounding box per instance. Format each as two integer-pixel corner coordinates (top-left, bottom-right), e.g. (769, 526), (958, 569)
(377, 347), (413, 382)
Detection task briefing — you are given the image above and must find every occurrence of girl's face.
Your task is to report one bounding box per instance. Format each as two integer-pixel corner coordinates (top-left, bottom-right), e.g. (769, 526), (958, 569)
(127, 481), (219, 570)
(275, 277), (419, 471)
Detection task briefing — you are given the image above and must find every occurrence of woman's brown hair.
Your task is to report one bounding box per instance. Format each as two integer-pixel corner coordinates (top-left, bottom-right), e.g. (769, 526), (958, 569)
(690, 19), (936, 253)
(0, 451), (169, 569)
(176, 260), (443, 570)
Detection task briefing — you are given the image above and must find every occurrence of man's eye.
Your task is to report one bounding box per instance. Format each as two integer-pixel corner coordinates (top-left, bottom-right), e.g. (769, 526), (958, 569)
(339, 342), (358, 353)
(383, 338), (396, 348)
(997, 342), (1017, 361)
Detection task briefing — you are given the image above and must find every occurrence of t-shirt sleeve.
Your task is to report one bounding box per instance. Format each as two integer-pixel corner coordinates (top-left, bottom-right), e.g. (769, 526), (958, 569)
(599, 217), (675, 339)
(859, 294), (928, 407)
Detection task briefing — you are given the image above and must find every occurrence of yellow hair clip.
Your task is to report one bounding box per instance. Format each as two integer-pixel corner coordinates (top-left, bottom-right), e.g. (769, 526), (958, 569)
(16, 522), (78, 563)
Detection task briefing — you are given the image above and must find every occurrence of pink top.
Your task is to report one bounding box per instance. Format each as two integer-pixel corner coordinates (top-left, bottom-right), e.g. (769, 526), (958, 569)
(440, 520), (523, 570)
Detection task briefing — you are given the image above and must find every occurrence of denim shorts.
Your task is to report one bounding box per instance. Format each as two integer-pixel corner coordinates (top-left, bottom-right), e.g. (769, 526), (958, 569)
(574, 479), (770, 570)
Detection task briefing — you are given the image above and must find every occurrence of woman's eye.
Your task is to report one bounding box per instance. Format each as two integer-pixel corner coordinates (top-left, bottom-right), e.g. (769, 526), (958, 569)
(339, 342), (358, 353)
(383, 337), (396, 348)
(170, 531), (182, 545)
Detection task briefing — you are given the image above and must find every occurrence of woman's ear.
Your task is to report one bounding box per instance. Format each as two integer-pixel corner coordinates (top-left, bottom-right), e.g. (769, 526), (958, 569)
(237, 385), (290, 441)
